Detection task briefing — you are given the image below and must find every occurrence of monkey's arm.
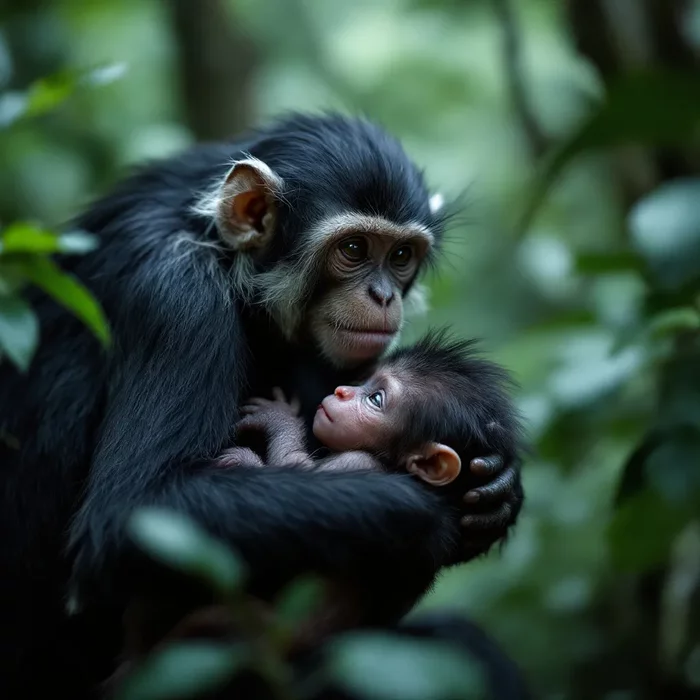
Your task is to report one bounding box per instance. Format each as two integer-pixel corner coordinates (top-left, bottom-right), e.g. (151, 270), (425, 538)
(66, 309), (456, 617)
(215, 446), (265, 468)
(70, 462), (456, 620)
(237, 411), (313, 467)
(454, 389), (526, 563)
(318, 451), (385, 472)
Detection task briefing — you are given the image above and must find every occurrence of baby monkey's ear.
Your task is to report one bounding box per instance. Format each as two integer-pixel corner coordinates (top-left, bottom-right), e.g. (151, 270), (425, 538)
(406, 443), (461, 486)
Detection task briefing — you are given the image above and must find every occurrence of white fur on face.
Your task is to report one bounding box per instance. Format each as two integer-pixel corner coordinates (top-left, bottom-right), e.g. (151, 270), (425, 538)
(193, 172), (435, 345)
(253, 213), (434, 340)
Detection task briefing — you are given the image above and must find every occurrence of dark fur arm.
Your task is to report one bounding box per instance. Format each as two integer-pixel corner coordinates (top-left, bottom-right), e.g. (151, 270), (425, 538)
(65, 262), (458, 614)
(69, 464), (458, 614)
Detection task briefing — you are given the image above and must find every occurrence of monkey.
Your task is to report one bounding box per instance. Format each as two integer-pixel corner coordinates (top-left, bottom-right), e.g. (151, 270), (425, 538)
(223, 330), (523, 503)
(194, 329), (524, 659)
(0, 112), (524, 697)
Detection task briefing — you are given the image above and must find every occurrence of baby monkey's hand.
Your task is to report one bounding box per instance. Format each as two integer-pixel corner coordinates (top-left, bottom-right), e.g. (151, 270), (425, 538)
(237, 387), (301, 435)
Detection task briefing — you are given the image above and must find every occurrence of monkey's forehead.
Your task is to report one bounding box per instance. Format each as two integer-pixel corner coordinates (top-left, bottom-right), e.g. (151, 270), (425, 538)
(305, 213), (435, 248)
(246, 114), (437, 229)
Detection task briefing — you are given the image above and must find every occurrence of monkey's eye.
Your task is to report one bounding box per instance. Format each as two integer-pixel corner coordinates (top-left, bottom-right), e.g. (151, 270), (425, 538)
(339, 237), (368, 262)
(366, 391), (384, 409)
(390, 245), (413, 268)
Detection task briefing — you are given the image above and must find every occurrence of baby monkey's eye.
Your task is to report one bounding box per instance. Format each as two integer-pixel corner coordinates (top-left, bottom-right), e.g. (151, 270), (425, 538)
(367, 391), (383, 409)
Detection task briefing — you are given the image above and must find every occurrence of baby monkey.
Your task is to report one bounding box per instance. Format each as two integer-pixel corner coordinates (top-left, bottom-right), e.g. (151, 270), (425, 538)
(221, 330), (523, 497)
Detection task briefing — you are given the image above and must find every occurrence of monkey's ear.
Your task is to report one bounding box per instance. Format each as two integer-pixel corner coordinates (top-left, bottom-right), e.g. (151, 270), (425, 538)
(406, 443), (461, 486)
(216, 158), (284, 251)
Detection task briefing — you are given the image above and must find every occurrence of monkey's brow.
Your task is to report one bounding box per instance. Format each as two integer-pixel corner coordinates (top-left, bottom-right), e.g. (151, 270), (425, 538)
(367, 370), (390, 387)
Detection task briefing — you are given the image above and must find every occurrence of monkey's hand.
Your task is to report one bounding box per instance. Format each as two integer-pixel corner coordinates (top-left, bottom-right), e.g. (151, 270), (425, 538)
(237, 387), (302, 436)
(454, 455), (523, 565)
(214, 446), (265, 469)
(239, 387), (301, 425)
(237, 387), (311, 467)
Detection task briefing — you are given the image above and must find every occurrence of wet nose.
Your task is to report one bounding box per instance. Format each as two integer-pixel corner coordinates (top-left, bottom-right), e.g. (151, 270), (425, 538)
(334, 386), (355, 400)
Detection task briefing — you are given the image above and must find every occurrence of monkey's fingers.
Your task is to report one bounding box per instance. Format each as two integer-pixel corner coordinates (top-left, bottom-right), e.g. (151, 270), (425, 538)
(469, 454), (504, 477)
(290, 396), (301, 414)
(464, 466), (517, 504)
(247, 397), (273, 408)
(215, 447), (265, 469)
(240, 404), (261, 415)
(272, 387), (287, 403)
(460, 502), (514, 531)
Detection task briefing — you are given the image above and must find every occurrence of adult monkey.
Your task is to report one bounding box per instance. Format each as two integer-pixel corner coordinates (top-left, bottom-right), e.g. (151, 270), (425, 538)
(0, 113), (522, 697)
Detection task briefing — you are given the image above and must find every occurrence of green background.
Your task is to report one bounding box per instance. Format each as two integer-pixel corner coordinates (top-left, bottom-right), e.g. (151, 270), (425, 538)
(1, 1), (700, 697)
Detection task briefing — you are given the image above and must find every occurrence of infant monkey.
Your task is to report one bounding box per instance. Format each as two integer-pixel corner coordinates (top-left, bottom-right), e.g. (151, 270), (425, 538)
(221, 330), (523, 495)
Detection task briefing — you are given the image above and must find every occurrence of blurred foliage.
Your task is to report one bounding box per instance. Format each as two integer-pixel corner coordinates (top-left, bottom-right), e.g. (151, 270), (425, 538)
(1, 0), (700, 697)
(120, 508), (488, 700)
(0, 65), (115, 370)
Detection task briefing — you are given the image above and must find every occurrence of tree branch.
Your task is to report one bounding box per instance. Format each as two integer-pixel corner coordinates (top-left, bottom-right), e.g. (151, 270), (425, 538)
(167, 0), (259, 141)
(493, 0), (548, 159)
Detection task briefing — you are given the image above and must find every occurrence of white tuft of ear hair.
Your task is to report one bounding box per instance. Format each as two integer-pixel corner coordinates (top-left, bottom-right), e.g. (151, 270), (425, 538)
(429, 193), (445, 215)
(223, 157), (284, 197)
(215, 157), (284, 252)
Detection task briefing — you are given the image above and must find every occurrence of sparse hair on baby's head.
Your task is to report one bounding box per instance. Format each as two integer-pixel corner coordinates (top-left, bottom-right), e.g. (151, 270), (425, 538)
(378, 328), (524, 480)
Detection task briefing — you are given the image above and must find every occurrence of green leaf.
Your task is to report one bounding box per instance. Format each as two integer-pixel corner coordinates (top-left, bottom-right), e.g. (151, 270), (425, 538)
(128, 508), (246, 596)
(629, 178), (700, 291)
(0, 63), (126, 129)
(0, 222), (98, 255)
(17, 256), (110, 346)
(521, 71), (700, 231)
(326, 632), (487, 700)
(647, 307), (700, 338)
(0, 222), (99, 256)
(0, 223), (60, 254)
(116, 642), (244, 700)
(608, 488), (693, 573)
(24, 71), (77, 118)
(275, 576), (326, 628)
(0, 294), (39, 372)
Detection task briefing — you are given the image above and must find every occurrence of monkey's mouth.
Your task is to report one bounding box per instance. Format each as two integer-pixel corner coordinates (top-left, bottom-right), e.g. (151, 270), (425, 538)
(331, 323), (397, 347)
(317, 402), (333, 422)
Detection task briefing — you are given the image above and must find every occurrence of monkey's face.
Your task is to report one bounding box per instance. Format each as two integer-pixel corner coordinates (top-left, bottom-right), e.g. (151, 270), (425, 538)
(206, 118), (444, 365)
(313, 371), (404, 451)
(306, 229), (430, 365)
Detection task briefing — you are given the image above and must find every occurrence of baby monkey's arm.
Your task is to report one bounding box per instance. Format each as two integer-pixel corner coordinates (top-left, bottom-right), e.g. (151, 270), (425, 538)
(237, 388), (313, 467)
(317, 451), (384, 473)
(237, 389), (384, 472)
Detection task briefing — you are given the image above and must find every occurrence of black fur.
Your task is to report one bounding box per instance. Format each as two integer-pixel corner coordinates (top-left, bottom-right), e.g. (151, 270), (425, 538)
(0, 113), (522, 697)
(381, 328), (525, 493)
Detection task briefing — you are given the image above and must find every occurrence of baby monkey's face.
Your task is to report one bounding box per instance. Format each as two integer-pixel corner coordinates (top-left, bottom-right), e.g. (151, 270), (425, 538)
(312, 370), (402, 452)
(312, 366), (462, 487)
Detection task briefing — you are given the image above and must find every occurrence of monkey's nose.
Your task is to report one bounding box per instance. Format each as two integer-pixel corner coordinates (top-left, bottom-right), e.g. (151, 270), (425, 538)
(334, 386), (354, 400)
